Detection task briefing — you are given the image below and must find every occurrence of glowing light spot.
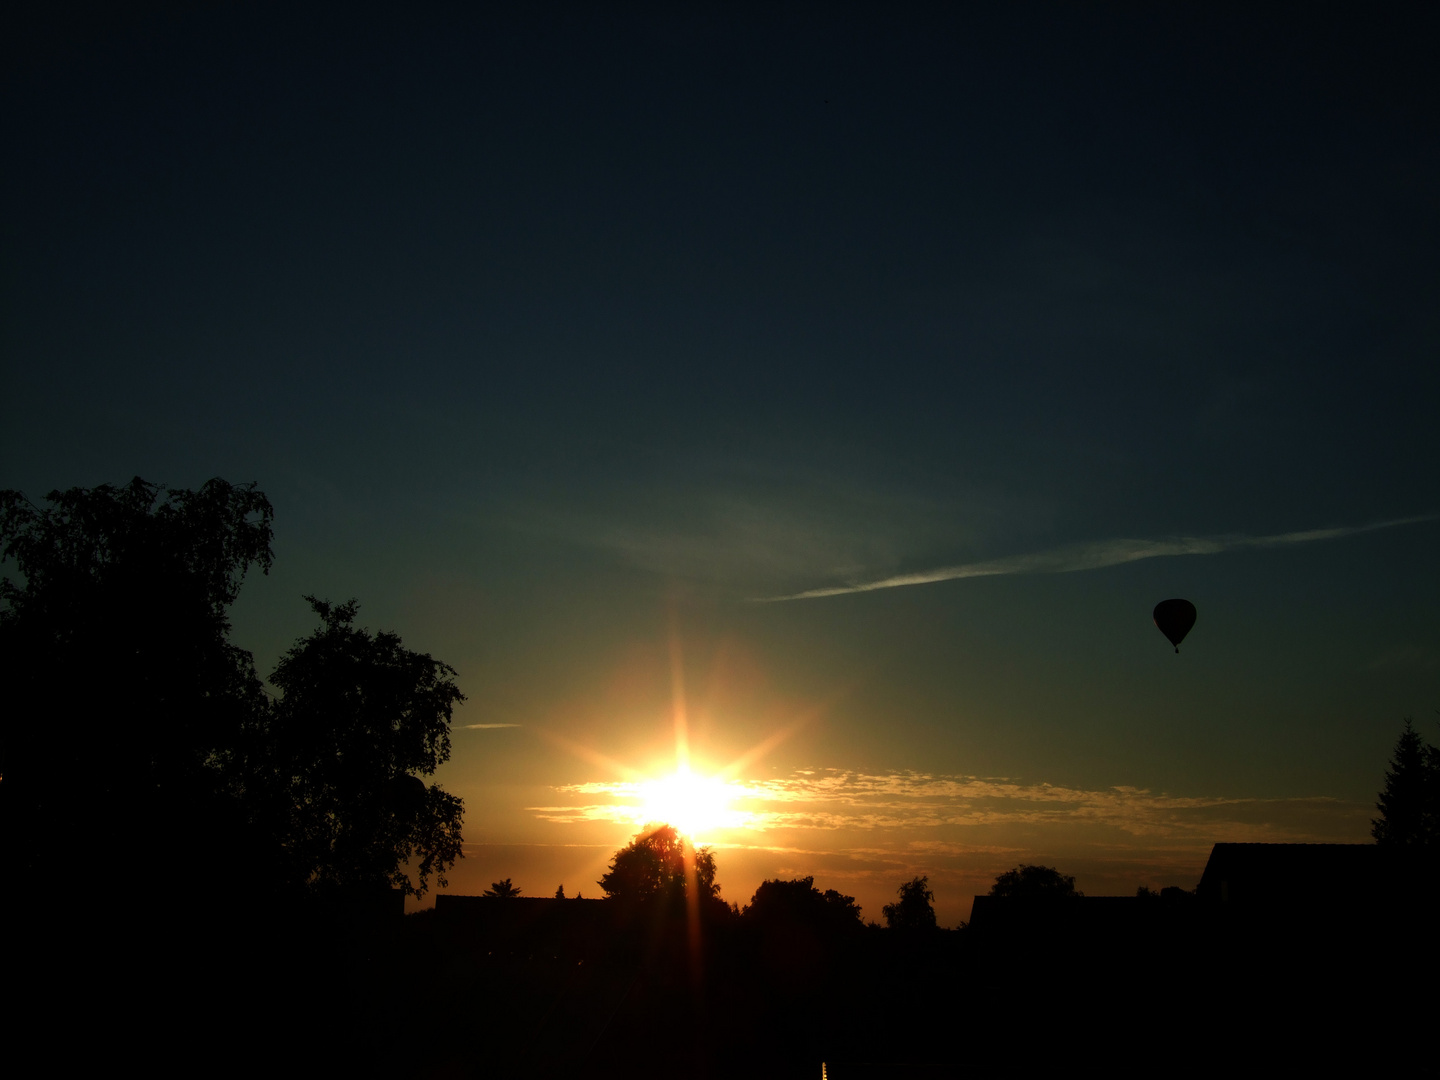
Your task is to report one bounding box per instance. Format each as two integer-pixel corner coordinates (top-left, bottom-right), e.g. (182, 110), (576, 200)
(635, 767), (749, 839)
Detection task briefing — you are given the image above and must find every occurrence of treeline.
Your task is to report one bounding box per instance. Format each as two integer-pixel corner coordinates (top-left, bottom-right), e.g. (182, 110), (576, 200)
(485, 823), (1118, 931)
(517, 824), (922, 928)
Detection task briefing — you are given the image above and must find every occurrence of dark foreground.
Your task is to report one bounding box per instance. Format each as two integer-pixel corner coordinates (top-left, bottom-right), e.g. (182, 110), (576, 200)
(11, 884), (1432, 1078)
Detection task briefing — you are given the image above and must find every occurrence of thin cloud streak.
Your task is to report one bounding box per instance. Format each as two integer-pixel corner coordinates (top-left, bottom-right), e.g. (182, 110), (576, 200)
(463, 723), (522, 730)
(759, 514), (1437, 601)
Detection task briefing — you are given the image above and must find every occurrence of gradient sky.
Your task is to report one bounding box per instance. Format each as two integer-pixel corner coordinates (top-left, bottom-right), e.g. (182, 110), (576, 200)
(5, 4), (1438, 925)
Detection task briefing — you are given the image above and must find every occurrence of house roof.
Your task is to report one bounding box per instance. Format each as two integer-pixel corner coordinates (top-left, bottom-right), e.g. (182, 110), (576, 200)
(1195, 842), (1384, 905)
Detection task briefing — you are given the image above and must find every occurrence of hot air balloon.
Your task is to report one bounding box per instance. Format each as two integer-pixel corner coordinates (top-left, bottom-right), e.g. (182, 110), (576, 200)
(1153, 598), (1196, 653)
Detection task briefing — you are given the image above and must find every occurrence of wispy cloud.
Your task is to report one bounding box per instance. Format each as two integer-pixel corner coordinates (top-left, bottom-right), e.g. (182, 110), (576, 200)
(463, 723), (522, 730)
(759, 514), (1436, 601)
(530, 768), (1365, 844)
(499, 469), (1020, 593)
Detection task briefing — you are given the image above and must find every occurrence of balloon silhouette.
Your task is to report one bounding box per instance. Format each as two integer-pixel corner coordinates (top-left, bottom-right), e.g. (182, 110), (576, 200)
(1153, 599), (1197, 653)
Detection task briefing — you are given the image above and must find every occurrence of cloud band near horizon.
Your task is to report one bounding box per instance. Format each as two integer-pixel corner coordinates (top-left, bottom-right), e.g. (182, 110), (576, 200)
(758, 514), (1437, 601)
(529, 768), (1364, 844)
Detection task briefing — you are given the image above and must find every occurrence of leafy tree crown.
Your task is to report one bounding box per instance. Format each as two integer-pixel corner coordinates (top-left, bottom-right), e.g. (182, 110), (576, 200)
(0, 479), (467, 902)
(989, 864), (1083, 899)
(0, 478), (274, 879)
(745, 876), (863, 931)
(598, 824), (718, 904)
(263, 596), (466, 896)
(882, 875), (936, 930)
(1, 477), (273, 624)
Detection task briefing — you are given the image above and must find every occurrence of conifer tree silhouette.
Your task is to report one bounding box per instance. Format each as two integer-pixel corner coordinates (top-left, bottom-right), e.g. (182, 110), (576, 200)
(1372, 719), (1437, 847)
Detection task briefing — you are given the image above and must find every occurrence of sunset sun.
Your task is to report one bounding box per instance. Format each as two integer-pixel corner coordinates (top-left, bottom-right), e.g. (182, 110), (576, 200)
(636, 767), (746, 839)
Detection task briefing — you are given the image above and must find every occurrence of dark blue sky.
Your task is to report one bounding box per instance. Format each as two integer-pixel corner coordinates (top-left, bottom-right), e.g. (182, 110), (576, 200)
(4, 3), (1437, 917)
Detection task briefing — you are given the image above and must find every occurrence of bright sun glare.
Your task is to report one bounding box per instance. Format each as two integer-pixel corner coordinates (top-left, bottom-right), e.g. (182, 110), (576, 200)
(635, 767), (746, 839)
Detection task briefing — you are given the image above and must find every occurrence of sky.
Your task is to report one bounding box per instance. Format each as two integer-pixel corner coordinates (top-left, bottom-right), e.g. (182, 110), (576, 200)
(4, 3), (1438, 925)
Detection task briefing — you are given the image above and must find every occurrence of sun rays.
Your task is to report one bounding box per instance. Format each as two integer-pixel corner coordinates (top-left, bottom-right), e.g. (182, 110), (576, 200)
(531, 623), (823, 844)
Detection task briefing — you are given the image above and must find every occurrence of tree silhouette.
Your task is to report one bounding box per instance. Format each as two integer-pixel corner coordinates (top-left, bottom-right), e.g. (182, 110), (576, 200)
(0, 478), (274, 887)
(484, 878), (521, 898)
(260, 597), (465, 896)
(990, 864), (1082, 899)
(744, 876), (863, 932)
(598, 824), (718, 904)
(1372, 719), (1437, 847)
(882, 876), (936, 930)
